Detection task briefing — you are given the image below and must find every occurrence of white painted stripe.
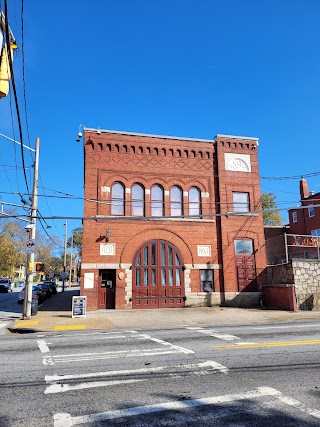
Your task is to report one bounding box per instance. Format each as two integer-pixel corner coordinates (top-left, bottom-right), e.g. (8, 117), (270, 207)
(139, 333), (194, 354)
(187, 327), (241, 342)
(52, 350), (190, 363)
(253, 324), (320, 330)
(45, 360), (228, 383)
(37, 340), (51, 354)
(52, 387), (280, 427)
(46, 369), (221, 394)
(52, 346), (184, 359)
(37, 340), (54, 365)
(270, 389), (320, 419)
(0, 322), (7, 329)
(45, 378), (144, 394)
(45, 361), (228, 394)
(208, 333), (240, 341)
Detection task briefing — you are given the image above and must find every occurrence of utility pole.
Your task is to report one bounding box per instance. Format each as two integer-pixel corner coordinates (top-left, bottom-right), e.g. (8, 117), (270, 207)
(63, 221), (67, 292)
(69, 234), (73, 287)
(73, 254), (78, 284)
(23, 137), (39, 319)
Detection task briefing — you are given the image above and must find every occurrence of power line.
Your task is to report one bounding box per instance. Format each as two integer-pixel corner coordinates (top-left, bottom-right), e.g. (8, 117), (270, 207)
(261, 172), (320, 180)
(4, 0), (30, 194)
(2, 202), (320, 221)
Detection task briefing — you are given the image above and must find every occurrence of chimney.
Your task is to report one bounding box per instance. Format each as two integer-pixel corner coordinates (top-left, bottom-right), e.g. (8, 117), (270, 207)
(300, 178), (309, 200)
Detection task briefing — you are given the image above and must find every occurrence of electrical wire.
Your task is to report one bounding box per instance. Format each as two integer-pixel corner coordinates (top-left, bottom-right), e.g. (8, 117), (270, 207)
(2, 201), (319, 221)
(37, 216), (62, 248)
(4, 0), (30, 194)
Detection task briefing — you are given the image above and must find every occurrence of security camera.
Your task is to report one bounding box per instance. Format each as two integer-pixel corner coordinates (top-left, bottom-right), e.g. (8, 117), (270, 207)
(24, 224), (34, 231)
(78, 132), (83, 138)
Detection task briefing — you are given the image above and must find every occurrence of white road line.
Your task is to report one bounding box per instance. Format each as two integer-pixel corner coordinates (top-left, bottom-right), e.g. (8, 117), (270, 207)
(55, 386), (312, 427)
(45, 360), (228, 383)
(45, 360), (229, 394)
(253, 324), (320, 330)
(37, 340), (54, 365)
(46, 378), (144, 394)
(186, 327), (241, 342)
(51, 349), (190, 363)
(0, 322), (8, 329)
(139, 333), (194, 354)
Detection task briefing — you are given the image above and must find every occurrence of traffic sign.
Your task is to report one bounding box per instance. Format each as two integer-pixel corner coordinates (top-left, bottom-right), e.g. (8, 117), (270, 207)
(26, 239), (35, 254)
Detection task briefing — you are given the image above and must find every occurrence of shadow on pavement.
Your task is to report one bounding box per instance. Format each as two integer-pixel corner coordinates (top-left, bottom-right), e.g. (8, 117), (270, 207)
(38, 288), (80, 312)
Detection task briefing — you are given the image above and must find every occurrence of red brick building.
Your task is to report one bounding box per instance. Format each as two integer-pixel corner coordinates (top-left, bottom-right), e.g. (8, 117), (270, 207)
(289, 178), (320, 236)
(80, 129), (266, 310)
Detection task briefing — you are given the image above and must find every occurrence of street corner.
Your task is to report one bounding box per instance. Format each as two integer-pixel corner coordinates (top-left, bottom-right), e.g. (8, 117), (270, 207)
(8, 318), (40, 334)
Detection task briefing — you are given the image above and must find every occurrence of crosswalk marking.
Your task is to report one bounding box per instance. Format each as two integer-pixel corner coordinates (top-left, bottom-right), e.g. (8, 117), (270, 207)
(38, 331), (193, 365)
(45, 360), (228, 394)
(186, 326), (256, 345)
(53, 386), (320, 427)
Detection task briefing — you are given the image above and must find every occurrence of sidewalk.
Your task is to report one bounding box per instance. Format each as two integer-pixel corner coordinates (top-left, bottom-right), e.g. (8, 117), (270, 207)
(9, 286), (320, 333)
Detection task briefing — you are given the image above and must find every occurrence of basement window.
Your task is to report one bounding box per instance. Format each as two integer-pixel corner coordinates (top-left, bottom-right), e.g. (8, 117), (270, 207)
(200, 270), (213, 292)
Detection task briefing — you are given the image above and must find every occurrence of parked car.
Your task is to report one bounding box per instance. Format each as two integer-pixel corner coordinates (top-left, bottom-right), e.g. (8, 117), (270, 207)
(18, 285), (45, 304)
(42, 280), (57, 295)
(0, 283), (8, 293)
(0, 278), (13, 292)
(39, 282), (52, 299)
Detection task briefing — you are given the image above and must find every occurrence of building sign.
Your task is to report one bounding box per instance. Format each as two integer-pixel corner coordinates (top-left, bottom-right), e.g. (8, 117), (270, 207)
(72, 296), (87, 318)
(225, 153), (251, 173)
(197, 245), (212, 257)
(100, 243), (116, 256)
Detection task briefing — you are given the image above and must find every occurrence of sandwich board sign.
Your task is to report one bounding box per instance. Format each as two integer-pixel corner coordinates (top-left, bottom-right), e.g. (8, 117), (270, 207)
(72, 296), (87, 318)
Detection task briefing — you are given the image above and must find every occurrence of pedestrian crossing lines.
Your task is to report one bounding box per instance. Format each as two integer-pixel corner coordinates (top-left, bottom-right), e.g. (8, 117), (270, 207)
(37, 330), (194, 366)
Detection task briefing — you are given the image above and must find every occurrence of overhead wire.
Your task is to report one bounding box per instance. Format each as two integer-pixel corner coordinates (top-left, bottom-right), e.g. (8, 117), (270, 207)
(4, 0), (30, 194)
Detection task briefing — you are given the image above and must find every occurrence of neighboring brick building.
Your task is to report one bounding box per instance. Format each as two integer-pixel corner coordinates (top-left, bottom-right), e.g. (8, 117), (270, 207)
(81, 129), (266, 310)
(289, 178), (320, 236)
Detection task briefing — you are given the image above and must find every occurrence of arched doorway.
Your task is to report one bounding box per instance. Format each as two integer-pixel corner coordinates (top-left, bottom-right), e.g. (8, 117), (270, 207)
(132, 240), (185, 309)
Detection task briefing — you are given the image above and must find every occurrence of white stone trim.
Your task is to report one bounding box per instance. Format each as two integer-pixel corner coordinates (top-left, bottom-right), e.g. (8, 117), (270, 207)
(193, 264), (222, 269)
(201, 192), (209, 198)
(81, 263), (120, 269)
(101, 186), (110, 193)
(125, 188), (131, 194)
(165, 190), (170, 196)
(145, 189), (150, 195)
(183, 191), (188, 197)
(224, 153), (251, 173)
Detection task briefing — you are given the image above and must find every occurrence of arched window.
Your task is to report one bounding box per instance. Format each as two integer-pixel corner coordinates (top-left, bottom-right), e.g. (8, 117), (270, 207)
(189, 187), (201, 218)
(111, 182), (125, 215)
(132, 183), (145, 216)
(170, 186), (183, 217)
(151, 185), (164, 217)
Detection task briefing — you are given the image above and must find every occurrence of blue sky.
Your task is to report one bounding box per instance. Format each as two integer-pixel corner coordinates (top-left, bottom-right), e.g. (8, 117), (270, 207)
(1, 0), (320, 253)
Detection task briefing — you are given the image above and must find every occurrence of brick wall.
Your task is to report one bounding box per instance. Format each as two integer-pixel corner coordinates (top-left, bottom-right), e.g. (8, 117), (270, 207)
(81, 130), (266, 310)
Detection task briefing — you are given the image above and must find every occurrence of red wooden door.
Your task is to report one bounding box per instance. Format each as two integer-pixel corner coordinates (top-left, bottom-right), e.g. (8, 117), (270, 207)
(234, 239), (257, 292)
(132, 240), (185, 309)
(98, 270), (116, 309)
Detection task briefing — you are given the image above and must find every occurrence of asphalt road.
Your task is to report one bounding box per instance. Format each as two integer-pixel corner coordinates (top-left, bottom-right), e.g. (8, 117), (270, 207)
(1, 320), (320, 426)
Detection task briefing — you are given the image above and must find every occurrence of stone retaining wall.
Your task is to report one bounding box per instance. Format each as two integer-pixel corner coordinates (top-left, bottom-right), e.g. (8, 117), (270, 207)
(266, 260), (320, 310)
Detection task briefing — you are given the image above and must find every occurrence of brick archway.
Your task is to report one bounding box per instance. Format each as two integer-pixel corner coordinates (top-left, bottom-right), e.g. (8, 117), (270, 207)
(132, 240), (185, 309)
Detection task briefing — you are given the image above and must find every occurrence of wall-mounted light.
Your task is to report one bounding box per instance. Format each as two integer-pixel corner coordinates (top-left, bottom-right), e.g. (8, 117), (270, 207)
(105, 227), (111, 242)
(76, 124), (102, 142)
